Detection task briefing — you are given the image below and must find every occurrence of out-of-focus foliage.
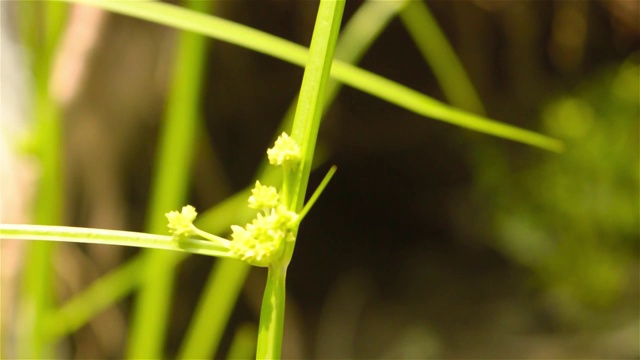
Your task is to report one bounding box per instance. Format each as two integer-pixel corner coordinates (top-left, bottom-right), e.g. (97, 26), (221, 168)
(478, 56), (639, 308)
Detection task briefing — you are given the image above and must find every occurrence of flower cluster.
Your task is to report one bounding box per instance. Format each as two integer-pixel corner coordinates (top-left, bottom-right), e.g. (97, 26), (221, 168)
(267, 132), (301, 166)
(248, 181), (279, 210)
(229, 133), (301, 266)
(165, 205), (199, 241)
(166, 205), (231, 247)
(165, 132), (302, 267)
(229, 200), (298, 267)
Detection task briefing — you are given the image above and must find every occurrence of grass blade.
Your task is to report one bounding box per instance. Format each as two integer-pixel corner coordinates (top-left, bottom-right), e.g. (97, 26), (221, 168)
(400, 0), (485, 114)
(15, 2), (67, 358)
(126, 1), (214, 358)
(65, 0), (562, 151)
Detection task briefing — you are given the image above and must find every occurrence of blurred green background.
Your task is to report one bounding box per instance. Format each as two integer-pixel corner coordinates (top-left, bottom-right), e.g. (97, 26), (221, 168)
(2, 0), (638, 358)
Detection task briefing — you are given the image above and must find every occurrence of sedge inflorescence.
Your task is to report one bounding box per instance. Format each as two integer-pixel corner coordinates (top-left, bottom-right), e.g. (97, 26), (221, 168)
(165, 132), (301, 267)
(229, 131), (301, 266)
(266, 132), (301, 166)
(165, 205), (231, 248)
(229, 182), (298, 266)
(165, 205), (198, 240)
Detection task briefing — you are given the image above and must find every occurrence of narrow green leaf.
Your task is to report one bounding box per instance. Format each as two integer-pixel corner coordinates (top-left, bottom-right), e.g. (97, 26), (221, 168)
(17, 2), (67, 358)
(126, 0), (214, 358)
(65, 0), (562, 151)
(0, 224), (233, 258)
(400, 0), (485, 114)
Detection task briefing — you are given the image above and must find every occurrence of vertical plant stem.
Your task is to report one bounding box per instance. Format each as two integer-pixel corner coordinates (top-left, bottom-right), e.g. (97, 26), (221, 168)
(18, 85), (61, 360)
(256, 1), (345, 358)
(286, 0), (344, 213)
(255, 264), (287, 359)
(17, 242), (56, 359)
(16, 2), (67, 358)
(126, 1), (213, 358)
(252, 0), (407, 181)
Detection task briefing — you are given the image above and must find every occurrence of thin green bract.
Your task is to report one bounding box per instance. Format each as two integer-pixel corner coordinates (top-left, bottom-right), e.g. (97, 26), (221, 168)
(0, 224), (233, 258)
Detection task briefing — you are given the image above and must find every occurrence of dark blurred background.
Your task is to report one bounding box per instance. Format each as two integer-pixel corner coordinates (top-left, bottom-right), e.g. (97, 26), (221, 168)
(3, 0), (638, 358)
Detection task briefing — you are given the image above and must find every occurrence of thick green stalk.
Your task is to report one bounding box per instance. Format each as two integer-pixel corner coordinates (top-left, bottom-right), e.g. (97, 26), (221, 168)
(126, 1), (213, 358)
(287, 1), (344, 214)
(17, 243), (55, 359)
(17, 93), (61, 359)
(256, 1), (345, 358)
(255, 264), (287, 359)
(16, 2), (67, 358)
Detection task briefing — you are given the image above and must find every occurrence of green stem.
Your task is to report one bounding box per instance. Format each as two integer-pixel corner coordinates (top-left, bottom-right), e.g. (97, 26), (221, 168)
(0, 224), (233, 258)
(288, 0), (345, 213)
(126, 0), (213, 357)
(17, 242), (55, 359)
(255, 264), (287, 359)
(16, 2), (67, 358)
(255, 1), (345, 359)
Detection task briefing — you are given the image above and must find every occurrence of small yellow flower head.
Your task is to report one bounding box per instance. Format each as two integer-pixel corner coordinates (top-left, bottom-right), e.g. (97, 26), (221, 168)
(228, 202), (300, 266)
(229, 224), (278, 267)
(166, 205), (198, 240)
(226, 132), (305, 266)
(248, 181), (279, 210)
(267, 132), (301, 166)
(274, 205), (299, 229)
